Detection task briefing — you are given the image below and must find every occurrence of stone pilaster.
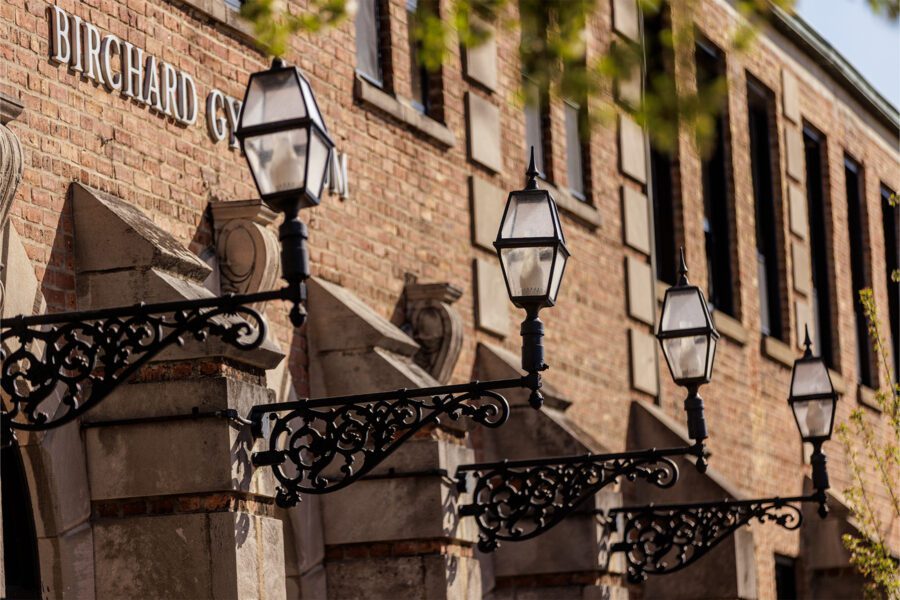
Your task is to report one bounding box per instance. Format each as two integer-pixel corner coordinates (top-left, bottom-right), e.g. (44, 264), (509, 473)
(473, 343), (629, 600)
(301, 277), (482, 600)
(71, 184), (287, 599)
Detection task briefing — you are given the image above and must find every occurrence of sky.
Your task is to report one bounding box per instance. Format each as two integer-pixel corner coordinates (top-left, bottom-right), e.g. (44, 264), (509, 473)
(794, 0), (900, 109)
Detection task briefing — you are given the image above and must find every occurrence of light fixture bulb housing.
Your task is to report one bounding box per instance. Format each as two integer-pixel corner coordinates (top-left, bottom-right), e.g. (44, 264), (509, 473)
(235, 59), (335, 213)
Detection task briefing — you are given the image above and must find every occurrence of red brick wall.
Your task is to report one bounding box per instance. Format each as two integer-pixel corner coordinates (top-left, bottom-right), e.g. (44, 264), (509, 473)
(1, 0), (897, 598)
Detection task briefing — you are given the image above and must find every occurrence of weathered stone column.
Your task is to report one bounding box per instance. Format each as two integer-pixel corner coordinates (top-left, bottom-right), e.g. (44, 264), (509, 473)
(301, 277), (482, 600)
(71, 184), (287, 599)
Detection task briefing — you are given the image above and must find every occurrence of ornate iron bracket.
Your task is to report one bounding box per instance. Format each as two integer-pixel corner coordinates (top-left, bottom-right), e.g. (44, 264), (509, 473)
(456, 444), (706, 552)
(608, 492), (825, 582)
(249, 374), (541, 507)
(1, 285), (303, 439)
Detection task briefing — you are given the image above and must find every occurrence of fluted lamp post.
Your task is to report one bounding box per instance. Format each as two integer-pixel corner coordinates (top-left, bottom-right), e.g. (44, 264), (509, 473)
(494, 147), (569, 408)
(657, 249), (719, 465)
(789, 327), (838, 517)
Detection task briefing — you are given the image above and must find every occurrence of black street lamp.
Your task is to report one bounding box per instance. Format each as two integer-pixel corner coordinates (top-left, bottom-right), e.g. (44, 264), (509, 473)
(606, 339), (837, 581)
(657, 249), (719, 463)
(494, 147), (569, 409)
(250, 151), (567, 506)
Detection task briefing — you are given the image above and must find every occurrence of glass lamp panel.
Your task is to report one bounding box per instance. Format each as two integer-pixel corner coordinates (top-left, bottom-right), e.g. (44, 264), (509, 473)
(241, 71), (307, 128)
(306, 130), (331, 199)
(791, 398), (835, 439)
(243, 129), (309, 196)
(660, 288), (709, 333)
(662, 335), (709, 382)
(704, 334), (717, 380)
(790, 358), (833, 398)
(500, 246), (554, 298)
(548, 248), (568, 303)
(500, 193), (555, 240)
(299, 76), (327, 131)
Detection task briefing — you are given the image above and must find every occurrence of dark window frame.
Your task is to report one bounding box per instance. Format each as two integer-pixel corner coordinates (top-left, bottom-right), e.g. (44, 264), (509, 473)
(881, 184), (900, 383)
(356, 0), (394, 92)
(644, 2), (681, 285)
(845, 154), (877, 388)
(803, 123), (839, 369)
(563, 98), (592, 203)
(406, 0), (445, 122)
(523, 76), (553, 182)
(746, 74), (788, 340)
(695, 36), (738, 317)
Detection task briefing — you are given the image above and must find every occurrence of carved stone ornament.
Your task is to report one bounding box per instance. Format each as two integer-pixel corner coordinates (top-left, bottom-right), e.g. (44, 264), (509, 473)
(0, 93), (25, 234)
(401, 280), (463, 383)
(209, 199), (281, 296)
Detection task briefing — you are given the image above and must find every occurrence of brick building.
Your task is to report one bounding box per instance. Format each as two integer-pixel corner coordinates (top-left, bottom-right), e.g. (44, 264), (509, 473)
(0, 0), (897, 598)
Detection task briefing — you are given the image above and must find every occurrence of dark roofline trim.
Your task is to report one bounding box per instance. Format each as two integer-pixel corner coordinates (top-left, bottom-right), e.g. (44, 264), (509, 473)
(770, 6), (900, 136)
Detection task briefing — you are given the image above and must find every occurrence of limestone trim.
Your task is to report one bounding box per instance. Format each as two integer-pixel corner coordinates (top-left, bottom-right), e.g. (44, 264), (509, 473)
(354, 75), (456, 147)
(0, 92), (24, 234)
(210, 199), (281, 296)
(712, 310), (749, 345)
(324, 538), (476, 561)
(93, 491), (276, 519)
(762, 334), (794, 367)
(164, 0), (256, 46)
(494, 570), (624, 589)
(537, 178), (602, 228)
(401, 280), (464, 383)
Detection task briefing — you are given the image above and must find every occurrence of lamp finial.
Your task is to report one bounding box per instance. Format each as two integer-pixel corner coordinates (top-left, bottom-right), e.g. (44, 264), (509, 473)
(677, 247), (689, 285)
(525, 147), (539, 190)
(803, 324), (813, 357)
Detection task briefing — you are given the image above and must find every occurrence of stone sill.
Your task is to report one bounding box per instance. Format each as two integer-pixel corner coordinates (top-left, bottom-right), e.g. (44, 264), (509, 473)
(168, 0), (257, 46)
(830, 369), (846, 395)
(1, 91), (24, 124)
(762, 335), (794, 367)
(857, 384), (880, 411)
(712, 311), (748, 346)
(354, 76), (456, 147)
(536, 179), (602, 229)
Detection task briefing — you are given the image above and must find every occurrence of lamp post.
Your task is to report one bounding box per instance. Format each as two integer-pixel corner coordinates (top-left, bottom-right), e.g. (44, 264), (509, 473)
(249, 148), (569, 506)
(657, 249), (719, 464)
(606, 339), (838, 581)
(788, 326), (837, 517)
(494, 147), (569, 408)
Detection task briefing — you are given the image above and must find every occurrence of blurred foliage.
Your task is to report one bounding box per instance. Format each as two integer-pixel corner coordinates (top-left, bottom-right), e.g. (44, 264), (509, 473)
(240, 0), (897, 155)
(837, 287), (900, 598)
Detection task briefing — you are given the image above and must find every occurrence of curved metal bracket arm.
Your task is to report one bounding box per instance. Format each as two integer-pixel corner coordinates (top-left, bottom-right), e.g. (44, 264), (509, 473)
(608, 492), (823, 582)
(455, 443), (706, 552)
(1, 285), (304, 438)
(248, 375), (539, 507)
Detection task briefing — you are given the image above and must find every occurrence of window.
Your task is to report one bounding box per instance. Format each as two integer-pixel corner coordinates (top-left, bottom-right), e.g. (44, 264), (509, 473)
(774, 555), (798, 600)
(845, 156), (876, 387)
(523, 78), (550, 179)
(224, 0), (242, 10)
(747, 77), (786, 340)
(356, 0), (390, 89)
(882, 184), (899, 381)
(406, 0), (443, 121)
(804, 125), (836, 367)
(696, 39), (736, 315)
(644, 3), (679, 284)
(564, 100), (589, 201)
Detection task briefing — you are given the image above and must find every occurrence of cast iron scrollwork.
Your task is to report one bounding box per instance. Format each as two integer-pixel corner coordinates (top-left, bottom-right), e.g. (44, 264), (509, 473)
(249, 377), (533, 507)
(457, 445), (705, 552)
(1, 287), (298, 438)
(609, 496), (809, 582)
